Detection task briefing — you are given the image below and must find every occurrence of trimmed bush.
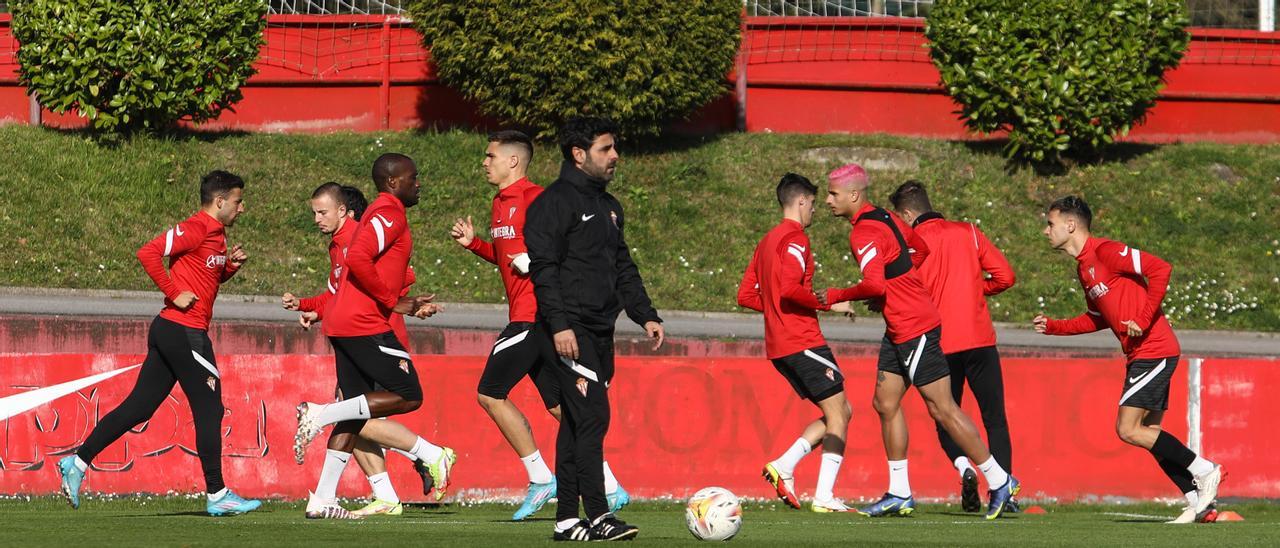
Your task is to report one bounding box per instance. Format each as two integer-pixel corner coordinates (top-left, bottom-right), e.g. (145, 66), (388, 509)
(926, 0), (1190, 164)
(407, 1), (741, 137)
(12, 0), (267, 132)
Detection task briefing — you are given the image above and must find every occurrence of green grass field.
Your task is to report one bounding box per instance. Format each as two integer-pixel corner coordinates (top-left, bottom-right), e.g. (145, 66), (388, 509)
(3, 497), (1278, 546)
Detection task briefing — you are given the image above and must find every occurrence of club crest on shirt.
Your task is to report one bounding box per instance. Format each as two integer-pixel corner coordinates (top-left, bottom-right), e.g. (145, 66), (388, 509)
(1088, 266), (1096, 280)
(576, 377), (588, 397)
(509, 206), (517, 220)
(399, 359), (410, 373)
(206, 376), (217, 391)
(610, 211), (619, 228)
(825, 369), (835, 381)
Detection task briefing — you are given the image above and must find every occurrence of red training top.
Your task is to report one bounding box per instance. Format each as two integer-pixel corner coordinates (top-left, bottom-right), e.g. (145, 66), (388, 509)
(1044, 237), (1180, 360)
(136, 210), (239, 331)
(737, 219), (830, 359)
(464, 177), (543, 323)
(912, 214), (1016, 354)
(323, 193), (414, 338)
(825, 203), (941, 344)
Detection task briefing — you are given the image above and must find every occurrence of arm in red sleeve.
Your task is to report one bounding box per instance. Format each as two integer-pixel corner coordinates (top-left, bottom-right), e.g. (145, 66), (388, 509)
(345, 216), (403, 310)
(1096, 242), (1172, 330)
(135, 220), (204, 301)
(219, 261), (241, 283)
(778, 238), (828, 311)
(826, 232), (887, 304)
(1045, 309), (1108, 335)
(466, 237), (498, 265)
(736, 253), (765, 312)
(298, 290), (331, 314)
(975, 226), (1016, 296)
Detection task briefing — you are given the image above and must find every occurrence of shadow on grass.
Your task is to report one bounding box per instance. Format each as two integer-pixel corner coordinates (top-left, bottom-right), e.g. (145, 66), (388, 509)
(956, 138), (1163, 176)
(36, 125), (254, 149)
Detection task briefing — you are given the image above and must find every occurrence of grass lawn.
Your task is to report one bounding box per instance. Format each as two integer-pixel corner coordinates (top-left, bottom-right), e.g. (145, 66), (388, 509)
(2, 496), (1277, 547)
(0, 126), (1275, 331)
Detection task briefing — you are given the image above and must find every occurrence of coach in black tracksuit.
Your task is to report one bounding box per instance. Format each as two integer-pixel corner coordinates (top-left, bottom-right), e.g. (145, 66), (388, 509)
(525, 117), (663, 542)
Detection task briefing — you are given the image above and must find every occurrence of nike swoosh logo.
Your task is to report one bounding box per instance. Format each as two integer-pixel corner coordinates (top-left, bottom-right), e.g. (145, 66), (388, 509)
(376, 214), (394, 228)
(581, 214), (595, 222)
(175, 226), (185, 236)
(790, 244), (806, 252)
(1120, 247), (1129, 257)
(0, 364), (141, 421)
(857, 242), (874, 255)
(1129, 372), (1148, 384)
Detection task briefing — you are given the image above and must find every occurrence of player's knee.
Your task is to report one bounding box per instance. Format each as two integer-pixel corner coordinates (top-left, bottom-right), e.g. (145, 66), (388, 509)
(1115, 424), (1143, 446)
(924, 399), (957, 422)
(477, 393), (501, 412)
(872, 397), (897, 417)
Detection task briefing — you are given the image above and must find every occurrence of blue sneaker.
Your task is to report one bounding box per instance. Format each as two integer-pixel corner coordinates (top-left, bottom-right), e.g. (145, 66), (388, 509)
(57, 456), (84, 509)
(857, 492), (916, 517)
(207, 490), (262, 516)
(512, 478), (557, 521)
(606, 485), (630, 514)
(985, 476), (1021, 520)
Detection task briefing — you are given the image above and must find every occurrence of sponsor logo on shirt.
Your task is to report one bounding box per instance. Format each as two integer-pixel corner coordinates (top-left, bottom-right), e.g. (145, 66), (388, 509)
(206, 255), (227, 269)
(1087, 281), (1110, 300)
(492, 225), (516, 239)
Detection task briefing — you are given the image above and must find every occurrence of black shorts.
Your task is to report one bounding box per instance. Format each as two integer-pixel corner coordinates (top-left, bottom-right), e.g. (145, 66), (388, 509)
(877, 326), (949, 387)
(1119, 356), (1178, 411)
(477, 322), (561, 408)
(771, 346), (845, 403)
(329, 332), (423, 402)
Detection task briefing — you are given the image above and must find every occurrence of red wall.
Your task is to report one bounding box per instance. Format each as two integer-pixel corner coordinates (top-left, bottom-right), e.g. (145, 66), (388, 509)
(0, 15), (1277, 141)
(2, 352), (1275, 501)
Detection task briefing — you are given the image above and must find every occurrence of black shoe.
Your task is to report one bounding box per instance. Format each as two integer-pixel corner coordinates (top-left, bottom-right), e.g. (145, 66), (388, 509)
(553, 520), (593, 542)
(960, 468), (981, 513)
(413, 458), (434, 497)
(1005, 497), (1021, 514)
(590, 515), (639, 541)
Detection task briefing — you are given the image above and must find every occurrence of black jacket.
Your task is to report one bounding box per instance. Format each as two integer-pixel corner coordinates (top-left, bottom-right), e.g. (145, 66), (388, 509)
(525, 161), (662, 335)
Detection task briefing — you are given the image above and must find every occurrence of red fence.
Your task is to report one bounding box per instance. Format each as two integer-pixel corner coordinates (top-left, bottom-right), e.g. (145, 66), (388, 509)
(0, 15), (1278, 141)
(2, 351), (1276, 501)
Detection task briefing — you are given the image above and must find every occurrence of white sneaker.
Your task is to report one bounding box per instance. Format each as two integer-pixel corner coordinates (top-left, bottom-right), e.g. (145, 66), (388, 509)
(304, 491), (360, 520)
(811, 498), (852, 513)
(294, 402), (324, 465)
(1167, 506), (1197, 524)
(1192, 465), (1223, 515)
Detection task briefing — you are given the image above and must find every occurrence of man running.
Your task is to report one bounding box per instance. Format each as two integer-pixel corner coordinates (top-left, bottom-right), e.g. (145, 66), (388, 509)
(57, 171), (261, 516)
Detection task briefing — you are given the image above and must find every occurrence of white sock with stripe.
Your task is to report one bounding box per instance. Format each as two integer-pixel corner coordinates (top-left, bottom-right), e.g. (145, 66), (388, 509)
(521, 450), (554, 484)
(602, 461), (619, 495)
(977, 456), (1009, 489)
(815, 453), (844, 501)
(315, 395), (372, 426)
(888, 459), (911, 498)
(410, 437), (444, 463)
(389, 447), (417, 461)
(315, 449), (351, 501)
(773, 438), (812, 476)
(367, 472), (399, 503)
(954, 456), (975, 478)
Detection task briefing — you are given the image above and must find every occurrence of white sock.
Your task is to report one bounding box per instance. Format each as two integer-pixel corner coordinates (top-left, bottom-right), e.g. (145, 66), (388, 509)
(73, 456), (89, 473)
(410, 437), (444, 463)
(1184, 490), (1199, 508)
(315, 395), (372, 426)
(389, 447), (418, 461)
(887, 459), (911, 498)
(208, 487), (228, 501)
(522, 450), (554, 484)
(977, 456), (1009, 489)
(367, 472), (399, 503)
(602, 461), (619, 495)
(555, 518), (581, 532)
(773, 437), (812, 476)
(954, 456), (975, 478)
(1188, 456), (1214, 477)
(315, 449), (351, 500)
(815, 453), (844, 501)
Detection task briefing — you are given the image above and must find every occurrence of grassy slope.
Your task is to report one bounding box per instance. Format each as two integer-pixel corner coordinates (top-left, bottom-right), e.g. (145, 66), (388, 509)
(0, 126), (1275, 331)
(2, 498), (1278, 547)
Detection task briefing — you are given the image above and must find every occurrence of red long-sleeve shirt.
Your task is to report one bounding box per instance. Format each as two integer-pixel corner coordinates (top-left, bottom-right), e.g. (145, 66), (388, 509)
(136, 210), (238, 331)
(738, 219), (829, 359)
(1045, 237), (1180, 360)
(464, 177), (542, 323)
(912, 214), (1016, 354)
(323, 193), (414, 338)
(825, 203), (941, 344)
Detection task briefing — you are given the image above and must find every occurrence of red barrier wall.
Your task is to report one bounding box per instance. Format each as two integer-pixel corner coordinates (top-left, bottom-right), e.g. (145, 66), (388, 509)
(0, 15), (1277, 141)
(2, 352), (1273, 501)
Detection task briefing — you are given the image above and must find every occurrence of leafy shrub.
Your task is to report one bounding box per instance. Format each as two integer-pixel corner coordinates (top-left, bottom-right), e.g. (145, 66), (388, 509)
(407, 0), (741, 137)
(12, 0), (267, 132)
(926, 0), (1190, 164)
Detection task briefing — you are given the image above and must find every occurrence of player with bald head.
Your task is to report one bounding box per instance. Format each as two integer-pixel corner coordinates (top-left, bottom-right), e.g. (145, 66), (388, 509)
(820, 164), (1020, 520)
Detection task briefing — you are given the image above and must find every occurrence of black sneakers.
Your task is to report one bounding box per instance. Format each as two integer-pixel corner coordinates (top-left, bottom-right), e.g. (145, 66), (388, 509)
(553, 515), (639, 542)
(961, 468), (981, 512)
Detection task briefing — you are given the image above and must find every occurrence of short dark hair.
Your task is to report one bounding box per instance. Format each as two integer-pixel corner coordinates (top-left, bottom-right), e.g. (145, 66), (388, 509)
(371, 152), (414, 192)
(489, 129), (534, 160)
(340, 185), (369, 221)
(1048, 195), (1092, 229)
(776, 173), (817, 206)
(559, 116), (618, 162)
(199, 170), (244, 205)
(311, 181), (343, 202)
(888, 180), (933, 213)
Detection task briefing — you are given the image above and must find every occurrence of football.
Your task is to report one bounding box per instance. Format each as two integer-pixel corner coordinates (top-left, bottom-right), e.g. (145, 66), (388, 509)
(685, 487), (743, 541)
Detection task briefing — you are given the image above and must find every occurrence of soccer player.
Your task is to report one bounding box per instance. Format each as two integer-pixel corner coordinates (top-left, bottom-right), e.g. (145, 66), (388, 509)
(1033, 196), (1224, 524)
(293, 153), (455, 520)
(281, 182), (439, 517)
(888, 181), (1017, 513)
(57, 171), (261, 516)
(524, 117), (663, 541)
(819, 164), (1019, 520)
(450, 130), (628, 521)
(738, 173), (855, 513)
